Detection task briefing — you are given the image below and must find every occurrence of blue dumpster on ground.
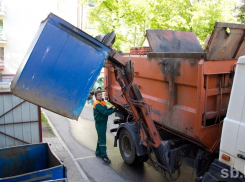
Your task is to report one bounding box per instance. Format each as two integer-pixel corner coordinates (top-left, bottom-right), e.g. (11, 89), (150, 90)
(11, 13), (111, 120)
(0, 143), (67, 181)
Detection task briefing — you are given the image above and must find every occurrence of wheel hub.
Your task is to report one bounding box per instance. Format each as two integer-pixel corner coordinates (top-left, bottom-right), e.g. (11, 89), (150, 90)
(121, 135), (131, 157)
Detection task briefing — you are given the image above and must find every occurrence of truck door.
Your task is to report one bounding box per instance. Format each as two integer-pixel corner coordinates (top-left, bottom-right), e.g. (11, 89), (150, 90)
(233, 57), (245, 175)
(234, 96), (245, 175)
(219, 56), (245, 171)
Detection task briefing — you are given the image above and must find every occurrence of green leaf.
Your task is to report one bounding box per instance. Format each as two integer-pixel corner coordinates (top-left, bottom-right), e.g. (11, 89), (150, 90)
(83, 0), (238, 51)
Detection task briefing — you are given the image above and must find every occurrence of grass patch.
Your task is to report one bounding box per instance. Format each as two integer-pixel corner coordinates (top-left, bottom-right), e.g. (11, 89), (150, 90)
(41, 112), (48, 122)
(41, 112), (54, 135)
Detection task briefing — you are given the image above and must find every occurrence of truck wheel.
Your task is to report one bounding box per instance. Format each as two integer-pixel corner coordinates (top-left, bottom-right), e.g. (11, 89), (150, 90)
(119, 129), (148, 165)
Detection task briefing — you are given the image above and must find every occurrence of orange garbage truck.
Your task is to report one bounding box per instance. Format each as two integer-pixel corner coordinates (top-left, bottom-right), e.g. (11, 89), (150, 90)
(11, 14), (245, 181)
(103, 22), (245, 181)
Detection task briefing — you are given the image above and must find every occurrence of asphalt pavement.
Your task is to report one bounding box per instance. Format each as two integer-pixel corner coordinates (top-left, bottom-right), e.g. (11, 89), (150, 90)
(43, 105), (195, 182)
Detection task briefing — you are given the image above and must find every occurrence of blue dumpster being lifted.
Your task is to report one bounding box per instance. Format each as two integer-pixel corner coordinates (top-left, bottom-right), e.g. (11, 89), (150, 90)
(11, 13), (111, 120)
(0, 143), (67, 181)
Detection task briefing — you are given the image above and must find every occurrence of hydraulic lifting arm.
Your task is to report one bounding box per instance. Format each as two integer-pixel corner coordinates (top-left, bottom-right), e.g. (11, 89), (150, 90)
(107, 50), (181, 180)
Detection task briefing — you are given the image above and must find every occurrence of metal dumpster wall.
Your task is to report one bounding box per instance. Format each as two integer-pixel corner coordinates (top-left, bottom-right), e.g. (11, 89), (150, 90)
(0, 87), (42, 148)
(0, 143), (66, 181)
(105, 55), (236, 151)
(11, 13), (111, 120)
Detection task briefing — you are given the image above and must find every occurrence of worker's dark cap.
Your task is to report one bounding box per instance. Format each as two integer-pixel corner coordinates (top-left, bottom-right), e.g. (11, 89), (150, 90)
(94, 90), (102, 97)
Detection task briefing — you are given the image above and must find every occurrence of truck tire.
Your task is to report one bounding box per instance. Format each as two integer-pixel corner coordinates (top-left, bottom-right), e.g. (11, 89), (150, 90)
(119, 128), (148, 165)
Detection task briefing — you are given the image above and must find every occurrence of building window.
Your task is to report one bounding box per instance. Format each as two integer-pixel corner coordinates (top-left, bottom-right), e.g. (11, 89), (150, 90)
(0, 19), (2, 30)
(88, 0), (95, 7)
(0, 47), (4, 62)
(85, 13), (94, 29)
(0, 19), (4, 40)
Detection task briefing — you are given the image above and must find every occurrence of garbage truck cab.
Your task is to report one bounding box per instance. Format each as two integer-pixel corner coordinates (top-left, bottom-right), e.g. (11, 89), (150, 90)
(202, 56), (245, 181)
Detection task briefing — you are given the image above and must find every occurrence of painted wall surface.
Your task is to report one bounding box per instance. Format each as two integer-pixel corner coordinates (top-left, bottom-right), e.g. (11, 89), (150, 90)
(2, 0), (78, 75)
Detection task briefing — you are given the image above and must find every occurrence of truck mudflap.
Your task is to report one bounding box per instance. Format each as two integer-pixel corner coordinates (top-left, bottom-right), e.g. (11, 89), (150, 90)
(202, 159), (245, 182)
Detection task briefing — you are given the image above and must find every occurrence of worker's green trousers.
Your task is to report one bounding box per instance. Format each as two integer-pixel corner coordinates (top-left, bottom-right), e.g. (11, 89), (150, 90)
(95, 122), (107, 158)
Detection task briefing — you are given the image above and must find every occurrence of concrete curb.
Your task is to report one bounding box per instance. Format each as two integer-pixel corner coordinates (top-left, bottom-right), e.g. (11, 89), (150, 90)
(42, 110), (90, 182)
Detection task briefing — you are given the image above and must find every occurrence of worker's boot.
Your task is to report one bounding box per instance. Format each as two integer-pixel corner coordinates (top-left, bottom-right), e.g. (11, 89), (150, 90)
(102, 155), (111, 163)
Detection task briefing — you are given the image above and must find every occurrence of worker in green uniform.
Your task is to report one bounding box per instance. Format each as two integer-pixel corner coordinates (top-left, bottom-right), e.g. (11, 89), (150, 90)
(93, 90), (115, 163)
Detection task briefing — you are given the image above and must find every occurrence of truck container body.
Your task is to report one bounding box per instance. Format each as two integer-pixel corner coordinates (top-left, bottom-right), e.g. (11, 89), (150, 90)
(105, 23), (245, 152)
(11, 13), (111, 120)
(0, 143), (67, 181)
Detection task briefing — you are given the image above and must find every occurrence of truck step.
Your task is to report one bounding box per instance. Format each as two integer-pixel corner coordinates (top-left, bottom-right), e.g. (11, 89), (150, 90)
(113, 119), (125, 124)
(110, 128), (118, 133)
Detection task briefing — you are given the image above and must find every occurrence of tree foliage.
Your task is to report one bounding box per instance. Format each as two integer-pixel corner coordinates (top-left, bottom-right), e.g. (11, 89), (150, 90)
(237, 0), (245, 24)
(83, 0), (237, 52)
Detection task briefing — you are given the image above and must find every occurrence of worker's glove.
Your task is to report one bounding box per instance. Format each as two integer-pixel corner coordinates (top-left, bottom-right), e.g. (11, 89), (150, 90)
(113, 108), (118, 112)
(109, 107), (114, 110)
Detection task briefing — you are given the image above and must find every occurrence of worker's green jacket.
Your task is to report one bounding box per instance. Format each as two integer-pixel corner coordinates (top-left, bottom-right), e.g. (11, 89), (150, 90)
(93, 99), (114, 123)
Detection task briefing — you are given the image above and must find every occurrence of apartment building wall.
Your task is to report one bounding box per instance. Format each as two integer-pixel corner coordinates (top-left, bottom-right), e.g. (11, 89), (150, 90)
(1, 0), (78, 81)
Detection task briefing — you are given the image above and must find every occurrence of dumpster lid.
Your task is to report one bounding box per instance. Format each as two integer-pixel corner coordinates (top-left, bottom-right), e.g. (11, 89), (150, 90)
(204, 22), (245, 60)
(95, 31), (116, 47)
(146, 29), (203, 53)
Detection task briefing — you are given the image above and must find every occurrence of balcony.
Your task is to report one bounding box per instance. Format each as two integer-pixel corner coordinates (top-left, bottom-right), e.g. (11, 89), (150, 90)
(0, 1), (5, 16)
